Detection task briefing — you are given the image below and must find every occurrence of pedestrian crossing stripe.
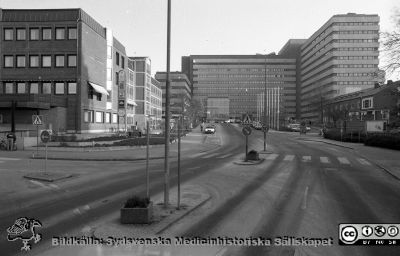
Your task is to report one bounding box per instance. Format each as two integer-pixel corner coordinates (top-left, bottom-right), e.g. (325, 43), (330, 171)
(302, 156), (311, 162)
(357, 158), (371, 165)
(283, 155), (295, 161)
(266, 154), (279, 160)
(320, 157), (330, 164)
(338, 157), (351, 164)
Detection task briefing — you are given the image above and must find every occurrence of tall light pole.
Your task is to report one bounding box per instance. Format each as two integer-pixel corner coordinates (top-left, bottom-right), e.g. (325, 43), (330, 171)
(164, 0), (171, 207)
(263, 54), (267, 151)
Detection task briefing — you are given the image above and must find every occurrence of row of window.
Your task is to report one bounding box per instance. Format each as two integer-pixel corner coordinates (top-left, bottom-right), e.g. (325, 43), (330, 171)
(336, 56), (378, 60)
(197, 81), (289, 85)
(334, 39), (378, 43)
(337, 81), (374, 85)
(196, 68), (289, 73)
(334, 73), (373, 77)
(3, 27), (77, 41)
(336, 64), (377, 68)
(84, 110), (118, 124)
(0, 81), (77, 95)
(3, 54), (76, 68)
(332, 22), (378, 26)
(197, 74), (294, 78)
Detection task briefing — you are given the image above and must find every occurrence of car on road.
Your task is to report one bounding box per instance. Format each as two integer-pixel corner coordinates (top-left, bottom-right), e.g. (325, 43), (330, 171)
(204, 125), (216, 134)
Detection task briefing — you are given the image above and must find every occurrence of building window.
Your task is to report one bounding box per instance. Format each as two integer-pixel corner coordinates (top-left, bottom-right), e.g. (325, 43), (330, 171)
(30, 55), (39, 67)
(4, 28), (13, 40)
(17, 82), (26, 94)
(30, 82), (39, 94)
(112, 113), (118, 123)
(121, 56), (125, 69)
(95, 111), (104, 123)
(55, 82), (64, 94)
(105, 112), (111, 123)
(30, 28), (39, 40)
(67, 55), (77, 67)
(55, 55), (65, 67)
(84, 110), (94, 123)
(5, 83), (14, 94)
(16, 28), (26, 40)
(4, 55), (13, 68)
(42, 82), (51, 94)
(116, 52), (120, 66)
(55, 28), (65, 40)
(68, 82), (77, 94)
(42, 28), (52, 40)
(42, 55), (51, 67)
(362, 97), (373, 109)
(16, 55), (26, 67)
(68, 27), (77, 39)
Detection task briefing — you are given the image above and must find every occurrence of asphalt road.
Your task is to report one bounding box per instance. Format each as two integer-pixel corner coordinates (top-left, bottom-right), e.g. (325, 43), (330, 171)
(0, 124), (244, 256)
(1, 124), (399, 256)
(179, 128), (400, 256)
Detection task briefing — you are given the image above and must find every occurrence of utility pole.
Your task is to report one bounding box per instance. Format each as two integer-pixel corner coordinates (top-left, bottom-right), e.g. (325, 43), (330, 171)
(164, 0), (172, 207)
(263, 55), (267, 151)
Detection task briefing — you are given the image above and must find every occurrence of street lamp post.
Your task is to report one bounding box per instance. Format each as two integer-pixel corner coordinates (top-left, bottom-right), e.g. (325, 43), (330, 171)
(263, 54), (267, 151)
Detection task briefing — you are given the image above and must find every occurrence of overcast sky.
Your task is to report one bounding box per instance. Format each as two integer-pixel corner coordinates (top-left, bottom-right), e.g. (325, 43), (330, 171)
(1, 0), (399, 79)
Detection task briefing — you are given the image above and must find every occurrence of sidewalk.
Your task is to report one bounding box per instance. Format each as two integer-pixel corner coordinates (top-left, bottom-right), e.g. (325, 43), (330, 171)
(298, 133), (400, 180)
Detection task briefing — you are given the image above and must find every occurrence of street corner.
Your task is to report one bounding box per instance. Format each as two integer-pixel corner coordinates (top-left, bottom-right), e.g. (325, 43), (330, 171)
(92, 184), (212, 240)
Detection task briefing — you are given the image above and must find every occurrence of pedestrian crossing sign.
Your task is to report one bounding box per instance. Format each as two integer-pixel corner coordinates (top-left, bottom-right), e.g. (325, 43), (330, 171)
(243, 114), (252, 125)
(32, 115), (43, 125)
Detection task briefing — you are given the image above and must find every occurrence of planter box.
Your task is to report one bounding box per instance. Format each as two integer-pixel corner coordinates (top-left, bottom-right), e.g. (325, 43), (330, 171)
(120, 202), (153, 224)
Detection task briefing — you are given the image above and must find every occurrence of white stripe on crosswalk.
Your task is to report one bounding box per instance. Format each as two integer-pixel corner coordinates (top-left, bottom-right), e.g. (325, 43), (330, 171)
(338, 157), (351, 164)
(302, 156), (311, 162)
(266, 154), (279, 160)
(0, 157), (20, 161)
(320, 157), (330, 164)
(283, 155), (295, 161)
(357, 158), (371, 165)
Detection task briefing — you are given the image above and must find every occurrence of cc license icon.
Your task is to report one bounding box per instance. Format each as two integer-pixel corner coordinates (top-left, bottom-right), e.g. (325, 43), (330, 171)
(341, 226), (358, 244)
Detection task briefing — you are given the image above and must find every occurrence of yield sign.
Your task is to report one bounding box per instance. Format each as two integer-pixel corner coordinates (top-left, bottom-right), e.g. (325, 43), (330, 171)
(243, 114), (252, 125)
(32, 115), (43, 125)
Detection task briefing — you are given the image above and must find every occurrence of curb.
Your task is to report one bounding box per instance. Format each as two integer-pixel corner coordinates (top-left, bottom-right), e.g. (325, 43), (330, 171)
(298, 138), (355, 149)
(355, 151), (400, 181)
(155, 195), (212, 235)
(233, 158), (265, 165)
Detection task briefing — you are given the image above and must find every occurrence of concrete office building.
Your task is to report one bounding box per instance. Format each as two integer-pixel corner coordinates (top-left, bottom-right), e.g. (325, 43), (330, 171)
(300, 13), (380, 123)
(129, 57), (162, 132)
(0, 8), (129, 137)
(182, 55), (297, 127)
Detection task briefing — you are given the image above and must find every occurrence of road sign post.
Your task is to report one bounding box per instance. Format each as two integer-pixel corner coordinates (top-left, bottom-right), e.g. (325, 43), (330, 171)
(242, 126), (252, 162)
(40, 130), (50, 172)
(32, 115), (43, 157)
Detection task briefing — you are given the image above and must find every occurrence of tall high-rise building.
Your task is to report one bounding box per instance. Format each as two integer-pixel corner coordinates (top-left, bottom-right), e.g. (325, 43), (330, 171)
(181, 55), (297, 127)
(300, 13), (380, 123)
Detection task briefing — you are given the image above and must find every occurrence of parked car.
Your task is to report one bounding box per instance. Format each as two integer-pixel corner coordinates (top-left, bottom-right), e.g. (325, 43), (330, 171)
(288, 123), (300, 132)
(204, 126), (216, 134)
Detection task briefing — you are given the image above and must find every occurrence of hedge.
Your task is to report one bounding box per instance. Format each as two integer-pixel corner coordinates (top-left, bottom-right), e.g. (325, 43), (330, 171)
(364, 134), (400, 150)
(323, 129), (366, 143)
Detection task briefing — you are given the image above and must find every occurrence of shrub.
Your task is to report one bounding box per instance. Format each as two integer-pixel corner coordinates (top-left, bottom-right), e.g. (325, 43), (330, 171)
(364, 134), (400, 150)
(124, 196), (150, 208)
(323, 129), (366, 143)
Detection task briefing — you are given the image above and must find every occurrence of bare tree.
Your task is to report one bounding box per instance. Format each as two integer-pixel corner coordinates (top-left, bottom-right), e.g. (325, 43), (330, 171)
(381, 8), (400, 79)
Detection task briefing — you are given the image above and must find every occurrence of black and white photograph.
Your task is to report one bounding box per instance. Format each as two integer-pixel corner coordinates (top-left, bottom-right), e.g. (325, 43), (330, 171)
(0, 0), (399, 255)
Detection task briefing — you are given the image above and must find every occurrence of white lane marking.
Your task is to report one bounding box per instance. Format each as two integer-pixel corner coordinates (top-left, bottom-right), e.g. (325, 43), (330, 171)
(0, 157), (20, 161)
(266, 154), (279, 160)
(357, 158), (371, 165)
(283, 155), (295, 161)
(302, 156), (311, 162)
(338, 157), (351, 165)
(301, 186), (309, 210)
(201, 152), (220, 159)
(81, 226), (92, 234)
(73, 208), (81, 215)
(217, 154), (232, 159)
(188, 152), (207, 158)
(320, 157), (330, 164)
(29, 180), (48, 189)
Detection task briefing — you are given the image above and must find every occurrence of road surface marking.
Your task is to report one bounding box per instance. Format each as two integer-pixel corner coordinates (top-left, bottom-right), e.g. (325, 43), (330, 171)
(201, 152), (220, 159)
(283, 155), (295, 161)
(338, 157), (351, 164)
(357, 158), (371, 165)
(0, 157), (20, 161)
(302, 156), (311, 162)
(73, 208), (81, 215)
(29, 180), (48, 189)
(266, 154), (279, 160)
(48, 184), (60, 190)
(320, 157), (330, 164)
(217, 154), (232, 159)
(301, 186), (309, 210)
(188, 152), (207, 158)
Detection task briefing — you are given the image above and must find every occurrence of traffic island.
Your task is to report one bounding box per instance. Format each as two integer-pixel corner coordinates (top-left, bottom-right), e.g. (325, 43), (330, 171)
(23, 172), (73, 182)
(93, 185), (211, 238)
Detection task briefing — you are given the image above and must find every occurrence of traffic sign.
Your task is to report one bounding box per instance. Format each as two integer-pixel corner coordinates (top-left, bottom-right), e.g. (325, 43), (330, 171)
(32, 115), (43, 125)
(243, 114), (252, 125)
(118, 109), (125, 117)
(242, 126), (252, 136)
(40, 130), (51, 143)
(262, 126), (269, 133)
